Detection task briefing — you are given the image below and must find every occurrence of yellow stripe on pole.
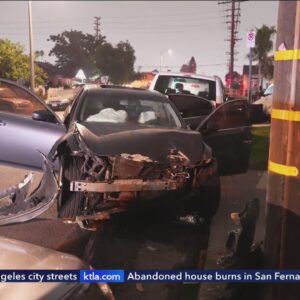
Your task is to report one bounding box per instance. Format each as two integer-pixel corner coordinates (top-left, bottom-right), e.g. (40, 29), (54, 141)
(269, 160), (299, 177)
(272, 109), (300, 121)
(275, 49), (300, 61)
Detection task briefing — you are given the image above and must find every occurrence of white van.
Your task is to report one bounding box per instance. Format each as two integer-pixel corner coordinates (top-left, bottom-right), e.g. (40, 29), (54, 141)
(149, 72), (225, 106)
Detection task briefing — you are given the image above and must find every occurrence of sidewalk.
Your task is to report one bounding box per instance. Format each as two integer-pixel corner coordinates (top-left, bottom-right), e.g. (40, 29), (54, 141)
(198, 170), (267, 300)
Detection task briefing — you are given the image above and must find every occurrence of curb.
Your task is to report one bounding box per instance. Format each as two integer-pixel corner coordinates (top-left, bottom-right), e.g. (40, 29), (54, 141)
(198, 180), (230, 300)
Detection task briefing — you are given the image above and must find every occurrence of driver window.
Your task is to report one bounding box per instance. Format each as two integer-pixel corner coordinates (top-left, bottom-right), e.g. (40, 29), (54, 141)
(0, 81), (45, 116)
(206, 101), (247, 130)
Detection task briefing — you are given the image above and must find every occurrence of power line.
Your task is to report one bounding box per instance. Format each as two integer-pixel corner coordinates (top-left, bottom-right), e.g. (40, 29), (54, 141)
(0, 10), (224, 25)
(0, 18), (225, 29)
(136, 63), (227, 70)
(0, 22), (224, 36)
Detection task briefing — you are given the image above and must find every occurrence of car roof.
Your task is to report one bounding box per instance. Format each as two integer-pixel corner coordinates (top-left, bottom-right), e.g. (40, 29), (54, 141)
(155, 72), (217, 81)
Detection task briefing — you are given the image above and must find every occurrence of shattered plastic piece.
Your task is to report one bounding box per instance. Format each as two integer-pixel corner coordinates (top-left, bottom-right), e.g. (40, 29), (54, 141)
(0, 173), (33, 202)
(120, 153), (153, 163)
(0, 156), (58, 225)
(146, 245), (157, 251)
(230, 212), (240, 225)
(175, 214), (205, 226)
(97, 283), (116, 300)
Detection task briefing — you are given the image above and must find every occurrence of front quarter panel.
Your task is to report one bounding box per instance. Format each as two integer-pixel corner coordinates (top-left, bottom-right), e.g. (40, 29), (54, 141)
(0, 112), (65, 170)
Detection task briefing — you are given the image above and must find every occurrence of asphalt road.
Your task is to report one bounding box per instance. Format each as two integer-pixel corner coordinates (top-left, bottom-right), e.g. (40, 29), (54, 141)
(0, 164), (210, 300)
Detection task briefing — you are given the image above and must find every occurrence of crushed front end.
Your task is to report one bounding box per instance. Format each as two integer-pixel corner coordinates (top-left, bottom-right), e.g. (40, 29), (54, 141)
(0, 127), (217, 229)
(57, 133), (217, 230)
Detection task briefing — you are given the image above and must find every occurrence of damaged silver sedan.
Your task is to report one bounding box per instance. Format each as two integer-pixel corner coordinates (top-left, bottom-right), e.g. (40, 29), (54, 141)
(0, 79), (252, 230)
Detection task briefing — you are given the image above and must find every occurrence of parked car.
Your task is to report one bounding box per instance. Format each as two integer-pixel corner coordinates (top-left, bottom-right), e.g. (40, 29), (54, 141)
(253, 83), (273, 117)
(0, 236), (112, 300)
(149, 72), (225, 106)
(46, 98), (71, 111)
(0, 79), (251, 230)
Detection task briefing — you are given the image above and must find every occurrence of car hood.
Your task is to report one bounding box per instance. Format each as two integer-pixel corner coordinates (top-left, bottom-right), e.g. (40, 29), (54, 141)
(76, 122), (204, 165)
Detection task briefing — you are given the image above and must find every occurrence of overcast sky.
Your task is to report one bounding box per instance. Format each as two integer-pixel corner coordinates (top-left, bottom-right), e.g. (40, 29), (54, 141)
(0, 1), (278, 80)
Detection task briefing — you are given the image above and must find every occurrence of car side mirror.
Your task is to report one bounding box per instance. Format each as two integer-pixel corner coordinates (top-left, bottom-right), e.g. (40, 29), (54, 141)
(32, 110), (57, 123)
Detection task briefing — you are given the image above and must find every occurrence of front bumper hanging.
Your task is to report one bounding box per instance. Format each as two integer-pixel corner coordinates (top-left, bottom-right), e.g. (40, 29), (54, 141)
(70, 179), (179, 193)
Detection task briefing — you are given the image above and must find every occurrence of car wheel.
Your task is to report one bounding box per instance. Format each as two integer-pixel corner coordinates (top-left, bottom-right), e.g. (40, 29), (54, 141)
(184, 174), (221, 221)
(58, 156), (84, 218)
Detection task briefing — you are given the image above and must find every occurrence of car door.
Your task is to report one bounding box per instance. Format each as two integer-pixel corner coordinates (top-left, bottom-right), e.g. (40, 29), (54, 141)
(197, 99), (252, 176)
(0, 79), (66, 170)
(168, 94), (214, 130)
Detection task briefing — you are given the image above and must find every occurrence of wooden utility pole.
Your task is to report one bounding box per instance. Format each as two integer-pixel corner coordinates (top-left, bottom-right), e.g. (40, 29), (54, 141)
(218, 0), (242, 86)
(264, 1), (300, 299)
(229, 0), (235, 83)
(94, 16), (101, 40)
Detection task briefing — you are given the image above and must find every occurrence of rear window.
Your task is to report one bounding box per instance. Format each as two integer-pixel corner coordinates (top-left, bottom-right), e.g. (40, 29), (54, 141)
(154, 75), (216, 101)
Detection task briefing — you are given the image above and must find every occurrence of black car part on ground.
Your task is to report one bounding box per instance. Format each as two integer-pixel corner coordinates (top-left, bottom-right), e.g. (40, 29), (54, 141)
(217, 198), (263, 300)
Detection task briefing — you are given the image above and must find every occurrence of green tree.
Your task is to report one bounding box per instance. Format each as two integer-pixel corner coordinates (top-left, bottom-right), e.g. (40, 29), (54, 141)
(95, 40), (136, 84)
(251, 25), (276, 85)
(0, 39), (46, 86)
(48, 30), (105, 77)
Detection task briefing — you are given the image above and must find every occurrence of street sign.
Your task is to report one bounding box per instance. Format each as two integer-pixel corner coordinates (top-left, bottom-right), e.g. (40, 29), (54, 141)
(246, 31), (256, 48)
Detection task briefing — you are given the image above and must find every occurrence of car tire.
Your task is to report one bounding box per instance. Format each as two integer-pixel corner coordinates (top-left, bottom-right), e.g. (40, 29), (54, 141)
(58, 156), (84, 218)
(184, 174), (221, 221)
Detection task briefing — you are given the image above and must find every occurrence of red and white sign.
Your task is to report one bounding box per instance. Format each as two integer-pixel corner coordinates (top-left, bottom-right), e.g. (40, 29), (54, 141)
(246, 31), (256, 48)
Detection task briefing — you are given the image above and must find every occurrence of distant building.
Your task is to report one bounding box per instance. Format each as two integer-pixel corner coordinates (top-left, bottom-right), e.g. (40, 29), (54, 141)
(241, 65), (262, 98)
(35, 61), (74, 88)
(242, 65), (273, 91)
(225, 71), (243, 97)
(224, 66), (260, 98)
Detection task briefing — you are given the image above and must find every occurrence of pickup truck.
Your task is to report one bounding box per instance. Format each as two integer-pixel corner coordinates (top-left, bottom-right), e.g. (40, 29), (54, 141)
(149, 72), (225, 106)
